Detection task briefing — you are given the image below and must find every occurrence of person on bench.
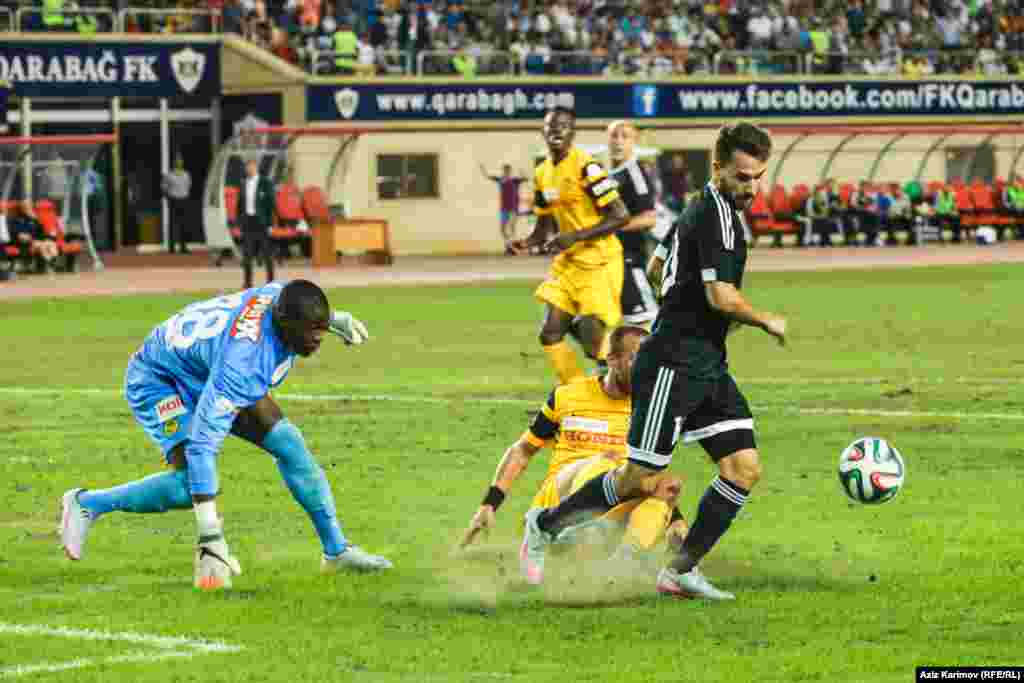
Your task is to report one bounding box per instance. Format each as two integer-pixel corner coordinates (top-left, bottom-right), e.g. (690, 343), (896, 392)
(10, 201), (59, 274)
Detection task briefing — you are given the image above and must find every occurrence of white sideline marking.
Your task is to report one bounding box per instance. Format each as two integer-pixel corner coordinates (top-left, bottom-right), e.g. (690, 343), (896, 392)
(0, 386), (1022, 422)
(0, 623), (242, 680)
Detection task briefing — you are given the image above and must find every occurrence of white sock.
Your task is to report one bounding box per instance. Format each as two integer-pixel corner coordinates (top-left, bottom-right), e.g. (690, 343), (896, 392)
(194, 500), (222, 540)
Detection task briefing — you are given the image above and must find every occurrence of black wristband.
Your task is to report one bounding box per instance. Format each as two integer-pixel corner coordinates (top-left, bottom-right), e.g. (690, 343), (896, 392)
(670, 506), (684, 524)
(482, 486), (506, 511)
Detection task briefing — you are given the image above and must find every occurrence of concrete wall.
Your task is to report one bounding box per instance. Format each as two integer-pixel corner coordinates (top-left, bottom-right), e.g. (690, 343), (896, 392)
(289, 126), (1024, 256)
(221, 35), (306, 124)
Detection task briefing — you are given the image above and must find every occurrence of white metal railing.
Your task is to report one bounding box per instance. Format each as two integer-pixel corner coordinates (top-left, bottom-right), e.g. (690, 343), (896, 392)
(804, 49), (906, 75)
(619, 50), (713, 76)
(416, 49), (515, 76)
(311, 49), (412, 75)
(15, 6), (116, 32)
(118, 8), (221, 34)
(714, 49), (805, 75)
(519, 50), (613, 76)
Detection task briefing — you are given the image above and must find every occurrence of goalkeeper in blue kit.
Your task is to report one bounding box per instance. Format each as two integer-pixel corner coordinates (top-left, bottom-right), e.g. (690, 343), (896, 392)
(59, 279), (392, 590)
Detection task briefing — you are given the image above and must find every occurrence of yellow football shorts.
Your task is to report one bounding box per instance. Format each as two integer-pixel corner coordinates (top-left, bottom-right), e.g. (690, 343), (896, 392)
(534, 257), (623, 328)
(529, 457), (640, 522)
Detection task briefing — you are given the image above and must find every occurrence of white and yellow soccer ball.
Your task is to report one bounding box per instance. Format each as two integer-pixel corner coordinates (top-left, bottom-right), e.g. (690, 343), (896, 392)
(838, 437), (905, 505)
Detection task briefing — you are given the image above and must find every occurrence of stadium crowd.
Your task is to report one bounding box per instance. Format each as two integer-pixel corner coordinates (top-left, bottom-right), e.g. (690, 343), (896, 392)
(240, 0), (1024, 76)
(4, 0), (1024, 75)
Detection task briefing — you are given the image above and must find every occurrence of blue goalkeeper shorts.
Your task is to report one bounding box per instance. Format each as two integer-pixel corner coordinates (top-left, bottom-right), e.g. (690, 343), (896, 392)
(124, 357), (196, 461)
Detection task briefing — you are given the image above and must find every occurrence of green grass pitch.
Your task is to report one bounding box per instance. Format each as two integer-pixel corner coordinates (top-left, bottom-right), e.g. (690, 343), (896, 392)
(1, 263), (1022, 682)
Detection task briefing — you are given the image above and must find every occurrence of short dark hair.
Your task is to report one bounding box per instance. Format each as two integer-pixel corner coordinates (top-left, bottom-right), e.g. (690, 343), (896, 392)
(275, 280), (330, 324)
(714, 122), (772, 165)
(608, 325), (649, 355)
(546, 106), (576, 122)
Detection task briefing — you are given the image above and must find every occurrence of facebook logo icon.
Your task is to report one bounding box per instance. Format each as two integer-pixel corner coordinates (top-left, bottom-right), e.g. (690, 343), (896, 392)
(632, 85), (659, 117)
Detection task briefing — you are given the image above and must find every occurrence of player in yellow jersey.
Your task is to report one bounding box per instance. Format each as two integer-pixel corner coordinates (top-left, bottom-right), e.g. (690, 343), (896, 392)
(460, 326), (687, 584)
(509, 107), (630, 384)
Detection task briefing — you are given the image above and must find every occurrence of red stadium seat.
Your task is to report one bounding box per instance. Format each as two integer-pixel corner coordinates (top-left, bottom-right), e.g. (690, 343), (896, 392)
(34, 200), (60, 238)
(275, 184), (304, 223)
(769, 184), (798, 233)
(749, 190), (774, 234)
(224, 186), (239, 225)
(994, 178), (1008, 207)
(301, 186), (330, 224)
(790, 183), (810, 204)
(836, 183), (853, 205)
(954, 186), (977, 227)
(970, 185), (1011, 227)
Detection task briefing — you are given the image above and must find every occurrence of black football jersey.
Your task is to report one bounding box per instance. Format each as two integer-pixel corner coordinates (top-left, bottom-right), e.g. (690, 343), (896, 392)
(649, 183), (750, 376)
(610, 158), (656, 259)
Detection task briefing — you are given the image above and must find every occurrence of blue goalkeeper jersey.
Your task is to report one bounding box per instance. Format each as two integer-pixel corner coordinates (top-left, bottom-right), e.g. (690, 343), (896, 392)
(133, 282), (296, 463)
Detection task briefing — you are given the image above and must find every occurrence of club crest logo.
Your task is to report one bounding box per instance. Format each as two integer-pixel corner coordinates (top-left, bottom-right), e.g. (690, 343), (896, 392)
(164, 419), (179, 437)
(334, 88), (360, 119)
(171, 47), (206, 94)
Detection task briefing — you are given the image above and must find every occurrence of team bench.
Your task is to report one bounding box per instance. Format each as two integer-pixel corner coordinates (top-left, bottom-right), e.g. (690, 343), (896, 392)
(1, 199), (84, 272)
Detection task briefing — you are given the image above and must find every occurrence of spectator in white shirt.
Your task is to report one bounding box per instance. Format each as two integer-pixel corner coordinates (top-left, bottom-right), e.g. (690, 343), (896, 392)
(936, 10), (964, 48)
(747, 7), (773, 49)
(861, 29), (901, 74)
(976, 33), (1006, 74)
(356, 32), (375, 71)
(534, 10), (551, 35)
(774, 15), (802, 52)
(692, 20), (721, 50)
(667, 10), (691, 41)
(550, 0), (574, 36)
(422, 1), (440, 32)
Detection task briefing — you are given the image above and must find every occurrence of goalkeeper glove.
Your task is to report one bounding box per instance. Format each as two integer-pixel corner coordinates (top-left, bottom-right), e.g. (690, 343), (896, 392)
(329, 311), (369, 345)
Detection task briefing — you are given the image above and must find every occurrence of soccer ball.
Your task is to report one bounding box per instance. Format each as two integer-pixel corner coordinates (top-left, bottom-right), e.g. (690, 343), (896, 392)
(838, 437), (905, 505)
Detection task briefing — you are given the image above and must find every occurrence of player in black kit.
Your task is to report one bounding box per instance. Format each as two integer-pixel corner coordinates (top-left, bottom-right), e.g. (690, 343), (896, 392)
(607, 120), (659, 326)
(520, 123), (787, 600)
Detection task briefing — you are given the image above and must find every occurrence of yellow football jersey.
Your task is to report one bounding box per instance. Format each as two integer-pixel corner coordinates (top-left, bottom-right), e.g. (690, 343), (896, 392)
(533, 147), (622, 267)
(524, 376), (631, 480)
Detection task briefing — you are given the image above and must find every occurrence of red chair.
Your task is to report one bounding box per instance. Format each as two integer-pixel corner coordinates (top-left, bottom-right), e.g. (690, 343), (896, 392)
(970, 184), (1012, 237)
(837, 183), (855, 207)
(301, 186), (330, 224)
(954, 186), (976, 231)
(790, 183), (811, 206)
(994, 178), (1008, 207)
(748, 190), (775, 241)
(225, 186), (241, 240)
(768, 184), (799, 234)
(272, 183), (304, 239)
(33, 199), (83, 269)
(34, 200), (59, 237)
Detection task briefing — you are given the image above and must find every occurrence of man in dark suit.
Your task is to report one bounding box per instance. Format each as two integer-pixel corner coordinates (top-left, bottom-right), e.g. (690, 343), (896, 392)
(238, 159), (276, 289)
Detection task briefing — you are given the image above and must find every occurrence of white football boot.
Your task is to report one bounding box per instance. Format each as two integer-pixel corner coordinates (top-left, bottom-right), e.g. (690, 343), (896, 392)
(656, 566), (735, 601)
(519, 508), (554, 585)
(194, 535), (243, 591)
(59, 488), (94, 561)
(320, 546), (393, 573)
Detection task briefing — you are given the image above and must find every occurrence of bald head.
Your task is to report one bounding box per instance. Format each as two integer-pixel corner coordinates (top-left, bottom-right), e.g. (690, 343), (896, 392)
(608, 120), (638, 166)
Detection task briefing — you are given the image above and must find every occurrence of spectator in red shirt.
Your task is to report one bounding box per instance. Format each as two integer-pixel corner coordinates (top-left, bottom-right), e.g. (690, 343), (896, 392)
(480, 162), (526, 251)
